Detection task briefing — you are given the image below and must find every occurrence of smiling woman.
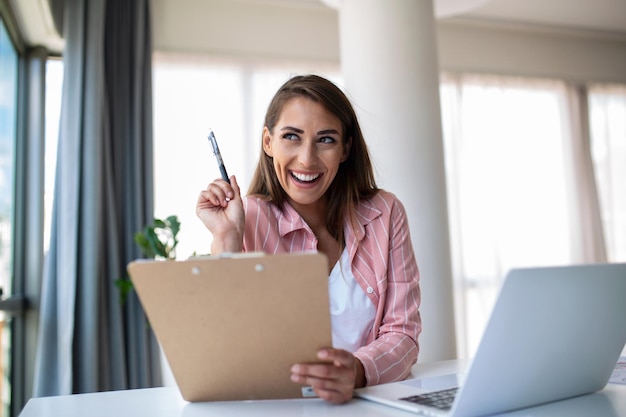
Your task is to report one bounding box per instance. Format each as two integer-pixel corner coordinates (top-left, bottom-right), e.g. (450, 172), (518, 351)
(196, 74), (421, 404)
(151, 56), (343, 387)
(260, 97), (348, 269)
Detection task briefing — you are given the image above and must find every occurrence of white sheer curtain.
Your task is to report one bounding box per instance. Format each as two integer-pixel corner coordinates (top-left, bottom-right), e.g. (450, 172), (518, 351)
(588, 84), (626, 263)
(439, 73), (611, 358)
(151, 52), (341, 261)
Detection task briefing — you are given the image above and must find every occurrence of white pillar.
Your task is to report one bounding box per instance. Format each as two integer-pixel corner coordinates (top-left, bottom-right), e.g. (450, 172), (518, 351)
(335, 0), (456, 362)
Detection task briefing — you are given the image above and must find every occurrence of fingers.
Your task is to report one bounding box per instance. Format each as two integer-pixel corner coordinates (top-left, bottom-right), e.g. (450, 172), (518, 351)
(196, 175), (245, 237)
(290, 349), (357, 404)
(229, 175), (241, 200)
(201, 179), (233, 207)
(197, 175), (241, 209)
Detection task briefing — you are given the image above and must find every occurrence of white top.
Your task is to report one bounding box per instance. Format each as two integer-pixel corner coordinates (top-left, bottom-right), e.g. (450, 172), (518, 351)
(328, 248), (376, 352)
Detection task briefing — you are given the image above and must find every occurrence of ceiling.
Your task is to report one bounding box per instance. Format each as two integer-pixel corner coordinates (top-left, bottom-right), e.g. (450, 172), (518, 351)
(313, 0), (626, 35)
(445, 0), (626, 34)
(9, 0), (626, 55)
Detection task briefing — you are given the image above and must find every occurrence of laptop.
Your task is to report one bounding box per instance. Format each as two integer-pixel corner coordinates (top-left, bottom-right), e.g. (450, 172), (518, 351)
(355, 263), (626, 417)
(127, 251), (332, 402)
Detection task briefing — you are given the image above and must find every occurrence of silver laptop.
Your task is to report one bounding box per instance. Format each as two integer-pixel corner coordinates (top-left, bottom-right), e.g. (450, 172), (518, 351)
(355, 263), (626, 417)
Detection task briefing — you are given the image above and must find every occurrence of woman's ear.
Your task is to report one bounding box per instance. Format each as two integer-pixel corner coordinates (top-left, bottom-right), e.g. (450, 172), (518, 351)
(262, 126), (273, 157)
(341, 137), (352, 162)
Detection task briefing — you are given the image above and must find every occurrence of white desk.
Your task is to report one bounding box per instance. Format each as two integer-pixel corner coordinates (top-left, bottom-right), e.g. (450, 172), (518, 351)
(19, 360), (626, 417)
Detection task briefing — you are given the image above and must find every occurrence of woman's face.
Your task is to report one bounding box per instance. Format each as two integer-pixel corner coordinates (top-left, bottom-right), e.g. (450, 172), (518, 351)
(263, 97), (350, 211)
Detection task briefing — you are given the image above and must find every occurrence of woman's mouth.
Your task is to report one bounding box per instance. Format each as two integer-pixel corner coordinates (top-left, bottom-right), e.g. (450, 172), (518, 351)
(291, 171), (321, 183)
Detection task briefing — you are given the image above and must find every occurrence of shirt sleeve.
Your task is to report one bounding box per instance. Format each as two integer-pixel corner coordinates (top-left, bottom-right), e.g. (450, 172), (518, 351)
(354, 196), (421, 385)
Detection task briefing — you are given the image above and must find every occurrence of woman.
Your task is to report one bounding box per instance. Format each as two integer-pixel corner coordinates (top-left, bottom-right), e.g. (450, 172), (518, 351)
(196, 74), (421, 404)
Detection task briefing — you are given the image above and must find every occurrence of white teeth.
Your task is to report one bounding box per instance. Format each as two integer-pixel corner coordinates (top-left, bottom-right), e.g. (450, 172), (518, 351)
(292, 172), (320, 182)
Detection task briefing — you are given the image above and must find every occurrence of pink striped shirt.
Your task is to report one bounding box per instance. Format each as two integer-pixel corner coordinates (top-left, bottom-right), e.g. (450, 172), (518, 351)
(242, 190), (422, 386)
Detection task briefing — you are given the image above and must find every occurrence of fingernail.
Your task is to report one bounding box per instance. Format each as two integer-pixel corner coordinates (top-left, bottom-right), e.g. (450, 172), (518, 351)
(318, 350), (329, 359)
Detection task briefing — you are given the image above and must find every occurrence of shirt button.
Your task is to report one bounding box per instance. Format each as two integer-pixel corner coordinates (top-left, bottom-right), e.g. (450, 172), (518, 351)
(367, 286), (374, 294)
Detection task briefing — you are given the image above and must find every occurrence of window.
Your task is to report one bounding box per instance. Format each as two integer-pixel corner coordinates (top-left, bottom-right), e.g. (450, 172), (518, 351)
(44, 58), (63, 252)
(152, 53), (341, 259)
(440, 74), (606, 358)
(0, 15), (17, 417)
(588, 84), (626, 263)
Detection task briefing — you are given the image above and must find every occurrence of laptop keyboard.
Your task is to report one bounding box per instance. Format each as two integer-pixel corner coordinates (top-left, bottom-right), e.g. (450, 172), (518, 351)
(400, 387), (459, 410)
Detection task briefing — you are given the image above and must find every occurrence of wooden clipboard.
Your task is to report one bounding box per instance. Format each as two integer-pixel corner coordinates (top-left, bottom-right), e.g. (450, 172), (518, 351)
(127, 252), (332, 402)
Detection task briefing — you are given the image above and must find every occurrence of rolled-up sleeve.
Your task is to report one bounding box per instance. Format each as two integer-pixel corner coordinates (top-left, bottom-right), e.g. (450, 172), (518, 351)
(353, 193), (421, 385)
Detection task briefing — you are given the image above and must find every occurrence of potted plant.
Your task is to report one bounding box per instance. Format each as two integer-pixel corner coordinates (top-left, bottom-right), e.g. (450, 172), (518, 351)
(116, 215), (181, 303)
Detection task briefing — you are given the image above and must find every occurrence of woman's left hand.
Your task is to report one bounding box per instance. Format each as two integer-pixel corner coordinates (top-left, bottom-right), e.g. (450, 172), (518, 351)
(290, 348), (365, 404)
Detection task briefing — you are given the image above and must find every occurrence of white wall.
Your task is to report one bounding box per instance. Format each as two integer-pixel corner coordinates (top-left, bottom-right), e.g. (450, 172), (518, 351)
(151, 0), (339, 62)
(151, 0), (626, 84)
(438, 19), (626, 83)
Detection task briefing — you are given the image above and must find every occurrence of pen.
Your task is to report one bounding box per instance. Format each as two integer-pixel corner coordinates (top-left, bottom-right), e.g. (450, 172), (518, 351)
(208, 129), (230, 184)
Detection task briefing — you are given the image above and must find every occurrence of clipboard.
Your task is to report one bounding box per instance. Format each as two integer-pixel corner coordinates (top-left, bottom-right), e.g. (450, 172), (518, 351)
(127, 252), (332, 402)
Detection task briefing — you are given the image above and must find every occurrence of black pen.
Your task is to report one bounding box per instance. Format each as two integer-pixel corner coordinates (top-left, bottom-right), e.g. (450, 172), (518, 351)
(208, 129), (230, 184)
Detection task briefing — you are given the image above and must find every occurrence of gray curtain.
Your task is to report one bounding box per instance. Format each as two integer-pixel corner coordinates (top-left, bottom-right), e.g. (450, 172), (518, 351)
(33, 0), (161, 396)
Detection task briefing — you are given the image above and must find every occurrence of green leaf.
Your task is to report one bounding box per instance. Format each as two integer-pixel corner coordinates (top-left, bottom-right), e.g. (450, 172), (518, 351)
(134, 231), (155, 258)
(166, 215), (181, 237)
(146, 227), (167, 258)
(117, 214), (183, 305)
(115, 276), (134, 304)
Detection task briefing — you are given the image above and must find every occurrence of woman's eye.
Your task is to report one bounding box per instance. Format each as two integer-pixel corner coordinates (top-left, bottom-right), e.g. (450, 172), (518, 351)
(319, 136), (336, 144)
(283, 133), (299, 141)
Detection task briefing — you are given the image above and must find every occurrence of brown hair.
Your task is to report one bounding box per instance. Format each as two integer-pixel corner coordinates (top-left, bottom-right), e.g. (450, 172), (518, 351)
(248, 74), (378, 241)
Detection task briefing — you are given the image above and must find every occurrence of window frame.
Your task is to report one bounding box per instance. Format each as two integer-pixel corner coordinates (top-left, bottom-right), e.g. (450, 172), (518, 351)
(1, 2), (46, 416)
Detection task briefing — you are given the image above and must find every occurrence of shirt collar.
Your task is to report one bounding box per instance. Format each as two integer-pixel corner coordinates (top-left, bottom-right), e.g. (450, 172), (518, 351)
(276, 198), (382, 242)
(277, 201), (312, 237)
(349, 198), (382, 242)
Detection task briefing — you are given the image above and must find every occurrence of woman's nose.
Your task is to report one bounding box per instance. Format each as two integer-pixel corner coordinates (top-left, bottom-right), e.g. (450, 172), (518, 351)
(298, 141), (317, 166)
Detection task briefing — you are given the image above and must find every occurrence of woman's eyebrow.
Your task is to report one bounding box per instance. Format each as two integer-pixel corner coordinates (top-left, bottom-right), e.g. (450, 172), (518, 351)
(317, 129), (340, 135)
(280, 126), (304, 133)
(279, 126), (340, 135)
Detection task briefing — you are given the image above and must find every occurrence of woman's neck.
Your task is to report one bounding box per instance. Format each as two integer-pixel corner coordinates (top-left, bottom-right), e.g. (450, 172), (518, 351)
(286, 197), (342, 270)
(286, 197), (329, 237)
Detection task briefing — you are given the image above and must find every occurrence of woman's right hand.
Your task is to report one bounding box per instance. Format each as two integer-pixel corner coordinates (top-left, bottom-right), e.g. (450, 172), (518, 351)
(196, 175), (245, 254)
